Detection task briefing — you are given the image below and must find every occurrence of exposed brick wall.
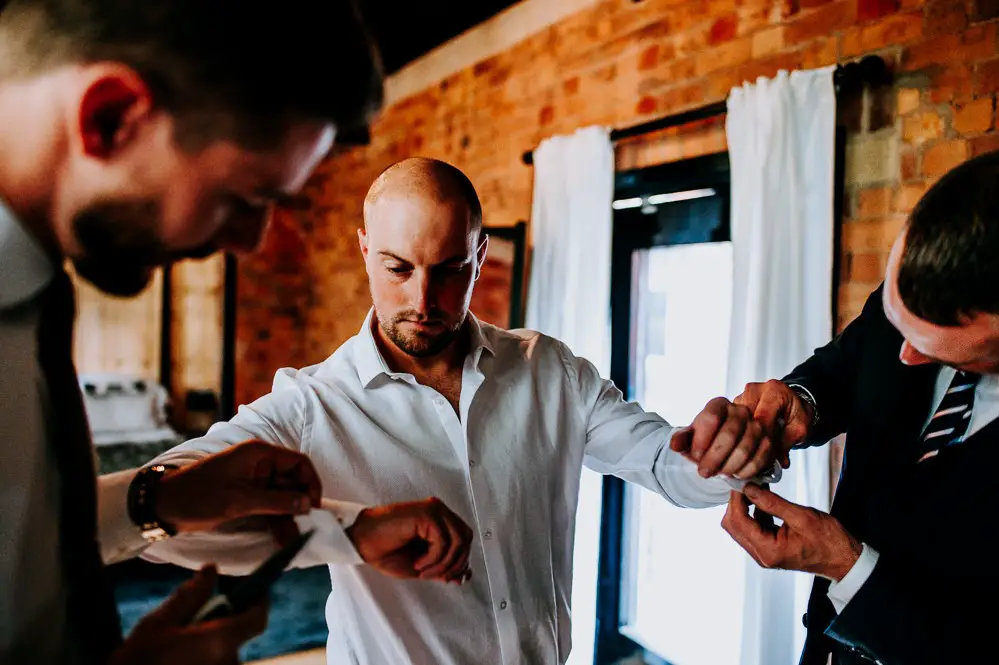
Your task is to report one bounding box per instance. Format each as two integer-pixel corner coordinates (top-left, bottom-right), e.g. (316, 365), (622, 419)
(235, 0), (999, 403)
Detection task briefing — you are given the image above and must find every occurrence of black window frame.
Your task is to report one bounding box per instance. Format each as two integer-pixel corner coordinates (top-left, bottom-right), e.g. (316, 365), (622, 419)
(594, 152), (732, 665)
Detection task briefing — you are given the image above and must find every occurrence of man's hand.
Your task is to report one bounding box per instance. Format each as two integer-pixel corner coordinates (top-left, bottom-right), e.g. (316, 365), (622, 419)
(722, 484), (862, 581)
(735, 380), (816, 468)
(110, 565), (266, 665)
(347, 497), (474, 584)
(156, 441), (323, 534)
(669, 396), (775, 479)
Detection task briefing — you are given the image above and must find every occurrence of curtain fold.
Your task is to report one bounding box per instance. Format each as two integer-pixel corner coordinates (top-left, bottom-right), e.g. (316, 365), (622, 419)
(725, 67), (837, 665)
(526, 125), (614, 665)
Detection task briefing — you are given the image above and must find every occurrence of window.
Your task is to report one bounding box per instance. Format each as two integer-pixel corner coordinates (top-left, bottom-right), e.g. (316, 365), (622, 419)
(597, 154), (742, 665)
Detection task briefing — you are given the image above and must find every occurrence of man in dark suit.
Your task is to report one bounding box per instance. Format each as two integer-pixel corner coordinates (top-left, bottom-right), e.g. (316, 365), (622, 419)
(717, 151), (999, 665)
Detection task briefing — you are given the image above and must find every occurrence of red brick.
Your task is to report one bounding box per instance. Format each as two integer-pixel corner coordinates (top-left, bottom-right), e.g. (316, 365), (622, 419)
(786, 0), (859, 45)
(637, 95), (658, 115)
(661, 81), (709, 111)
(840, 27), (865, 57)
(900, 148), (920, 180)
(903, 24), (997, 71)
(563, 77), (580, 95)
(978, 59), (999, 96)
(858, 0), (899, 21)
(857, 187), (893, 217)
(923, 139), (970, 176)
(539, 105), (555, 125)
(695, 37), (754, 76)
(848, 252), (888, 282)
(802, 37), (840, 67)
(752, 26), (786, 57)
(970, 132), (999, 155)
(902, 110), (945, 142)
(842, 216), (907, 251)
(929, 64), (975, 103)
(855, 11), (924, 51)
(893, 182), (929, 212)
(639, 45), (660, 71)
(709, 14), (739, 44)
(801, 0), (835, 7)
(953, 97), (995, 134)
(924, 0), (969, 37)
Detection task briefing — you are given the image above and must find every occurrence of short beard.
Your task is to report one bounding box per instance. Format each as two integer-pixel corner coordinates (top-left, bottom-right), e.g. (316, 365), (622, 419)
(70, 199), (215, 297)
(379, 309), (464, 358)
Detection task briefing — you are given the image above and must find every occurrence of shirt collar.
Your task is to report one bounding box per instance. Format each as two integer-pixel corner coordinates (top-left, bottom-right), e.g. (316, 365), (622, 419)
(355, 309), (496, 389)
(0, 198), (55, 309)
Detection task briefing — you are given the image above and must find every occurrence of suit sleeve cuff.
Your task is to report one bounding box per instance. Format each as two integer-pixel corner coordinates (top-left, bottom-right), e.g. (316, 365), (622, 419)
(827, 543), (880, 614)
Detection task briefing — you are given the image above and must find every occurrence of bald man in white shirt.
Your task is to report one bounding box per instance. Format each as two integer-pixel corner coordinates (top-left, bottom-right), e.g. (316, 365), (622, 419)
(143, 157), (783, 665)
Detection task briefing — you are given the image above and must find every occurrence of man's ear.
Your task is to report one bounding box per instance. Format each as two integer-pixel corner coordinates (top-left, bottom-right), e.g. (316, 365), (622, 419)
(474, 233), (489, 280)
(358, 226), (369, 259)
(77, 68), (154, 159)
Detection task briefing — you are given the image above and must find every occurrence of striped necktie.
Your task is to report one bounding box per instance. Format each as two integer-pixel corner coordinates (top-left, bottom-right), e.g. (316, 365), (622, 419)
(918, 370), (980, 463)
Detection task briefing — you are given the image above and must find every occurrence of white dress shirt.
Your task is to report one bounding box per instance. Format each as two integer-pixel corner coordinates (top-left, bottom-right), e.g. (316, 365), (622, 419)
(827, 368), (999, 613)
(143, 311), (776, 665)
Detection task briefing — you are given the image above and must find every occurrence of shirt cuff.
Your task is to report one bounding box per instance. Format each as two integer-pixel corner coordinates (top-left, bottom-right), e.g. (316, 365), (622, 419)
(97, 469), (150, 564)
(293, 499), (368, 567)
(827, 543), (879, 614)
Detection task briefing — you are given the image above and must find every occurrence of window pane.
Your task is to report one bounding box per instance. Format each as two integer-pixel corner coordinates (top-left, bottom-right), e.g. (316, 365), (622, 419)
(620, 242), (745, 665)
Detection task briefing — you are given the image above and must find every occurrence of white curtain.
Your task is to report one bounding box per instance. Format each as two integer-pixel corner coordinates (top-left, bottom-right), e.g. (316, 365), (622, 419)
(526, 125), (614, 665)
(725, 68), (836, 665)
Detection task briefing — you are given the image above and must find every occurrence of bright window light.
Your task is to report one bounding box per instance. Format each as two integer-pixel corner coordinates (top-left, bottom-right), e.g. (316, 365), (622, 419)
(646, 188), (717, 205)
(612, 197), (643, 210)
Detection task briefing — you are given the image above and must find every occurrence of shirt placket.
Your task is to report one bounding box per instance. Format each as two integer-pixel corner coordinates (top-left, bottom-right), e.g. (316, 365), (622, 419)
(425, 359), (520, 664)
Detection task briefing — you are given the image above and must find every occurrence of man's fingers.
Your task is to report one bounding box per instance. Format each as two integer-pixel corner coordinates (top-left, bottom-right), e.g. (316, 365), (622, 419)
(697, 403), (749, 477)
(743, 484), (804, 525)
(420, 513), (465, 580)
(237, 441), (324, 506)
(147, 565), (218, 626)
(732, 427), (774, 480)
(720, 420), (766, 478)
(721, 492), (771, 562)
(688, 397), (729, 461)
(414, 512), (449, 573)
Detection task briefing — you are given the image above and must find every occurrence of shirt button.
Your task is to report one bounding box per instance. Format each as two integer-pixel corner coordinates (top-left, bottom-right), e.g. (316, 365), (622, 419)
(499, 600), (508, 610)
(484, 530), (493, 539)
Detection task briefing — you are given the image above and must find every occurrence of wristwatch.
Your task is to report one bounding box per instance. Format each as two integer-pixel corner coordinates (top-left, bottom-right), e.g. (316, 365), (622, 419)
(785, 383), (820, 428)
(128, 464), (178, 544)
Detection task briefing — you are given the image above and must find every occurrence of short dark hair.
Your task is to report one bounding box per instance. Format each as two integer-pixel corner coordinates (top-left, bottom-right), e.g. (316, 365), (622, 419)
(898, 150), (999, 325)
(0, 0), (384, 150)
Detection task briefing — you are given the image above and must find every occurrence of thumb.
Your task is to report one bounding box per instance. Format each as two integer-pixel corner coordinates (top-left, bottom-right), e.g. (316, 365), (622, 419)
(743, 484), (802, 523)
(147, 564), (218, 626)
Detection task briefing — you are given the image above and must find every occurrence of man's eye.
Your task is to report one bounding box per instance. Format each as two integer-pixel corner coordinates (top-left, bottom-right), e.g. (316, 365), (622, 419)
(387, 266), (409, 274)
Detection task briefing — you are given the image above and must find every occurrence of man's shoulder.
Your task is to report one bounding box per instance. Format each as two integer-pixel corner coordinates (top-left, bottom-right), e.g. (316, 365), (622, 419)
(478, 321), (567, 361)
(267, 336), (364, 394)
